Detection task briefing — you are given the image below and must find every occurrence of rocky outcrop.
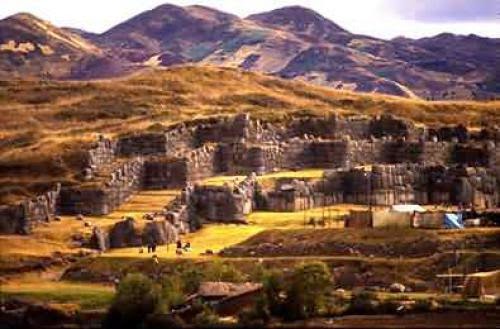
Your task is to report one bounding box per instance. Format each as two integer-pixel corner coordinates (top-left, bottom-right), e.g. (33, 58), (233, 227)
(89, 226), (110, 251)
(109, 218), (142, 248)
(97, 217), (180, 250)
(143, 220), (178, 245)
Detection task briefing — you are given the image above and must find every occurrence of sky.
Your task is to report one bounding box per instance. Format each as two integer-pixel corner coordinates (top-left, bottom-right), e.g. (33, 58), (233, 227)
(1, 0), (499, 39)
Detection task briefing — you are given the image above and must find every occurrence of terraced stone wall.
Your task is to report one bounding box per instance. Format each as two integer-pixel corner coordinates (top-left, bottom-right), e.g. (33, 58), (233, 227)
(58, 158), (144, 215)
(0, 185), (60, 234)
(321, 164), (498, 207)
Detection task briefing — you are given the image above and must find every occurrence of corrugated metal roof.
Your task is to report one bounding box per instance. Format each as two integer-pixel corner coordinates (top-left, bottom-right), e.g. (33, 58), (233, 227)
(391, 204), (426, 213)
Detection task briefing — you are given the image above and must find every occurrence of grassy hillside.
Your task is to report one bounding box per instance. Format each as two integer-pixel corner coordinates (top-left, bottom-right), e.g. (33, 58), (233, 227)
(0, 66), (498, 203)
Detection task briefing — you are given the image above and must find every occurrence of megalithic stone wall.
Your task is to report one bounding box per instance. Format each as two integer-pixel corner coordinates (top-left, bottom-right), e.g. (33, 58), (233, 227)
(186, 144), (219, 181)
(320, 164), (498, 207)
(2, 113), (499, 235)
(58, 158), (144, 215)
(194, 113), (251, 145)
(0, 184), (60, 235)
(118, 133), (169, 156)
(189, 176), (255, 223)
(143, 157), (189, 189)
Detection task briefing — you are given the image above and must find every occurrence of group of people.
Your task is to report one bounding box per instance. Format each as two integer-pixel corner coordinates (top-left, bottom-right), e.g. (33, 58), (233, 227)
(140, 239), (192, 256)
(176, 240), (191, 255)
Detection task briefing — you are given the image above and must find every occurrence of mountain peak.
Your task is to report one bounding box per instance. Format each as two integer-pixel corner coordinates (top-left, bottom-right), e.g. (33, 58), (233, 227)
(3, 12), (46, 25)
(247, 6), (347, 37)
(184, 5), (238, 22)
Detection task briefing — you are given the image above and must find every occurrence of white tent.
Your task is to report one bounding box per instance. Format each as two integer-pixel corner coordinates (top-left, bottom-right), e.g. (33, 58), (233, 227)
(391, 204), (426, 213)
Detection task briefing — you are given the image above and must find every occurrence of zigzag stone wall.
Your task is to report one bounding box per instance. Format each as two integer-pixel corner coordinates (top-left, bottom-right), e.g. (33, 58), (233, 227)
(1, 113), (499, 234)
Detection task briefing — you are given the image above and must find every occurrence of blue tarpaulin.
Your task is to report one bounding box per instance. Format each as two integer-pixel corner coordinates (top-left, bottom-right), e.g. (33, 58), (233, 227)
(444, 213), (464, 229)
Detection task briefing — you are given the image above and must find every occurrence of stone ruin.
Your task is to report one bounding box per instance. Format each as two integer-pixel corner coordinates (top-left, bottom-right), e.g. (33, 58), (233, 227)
(0, 184), (61, 234)
(1, 113), (499, 243)
(188, 175), (256, 223)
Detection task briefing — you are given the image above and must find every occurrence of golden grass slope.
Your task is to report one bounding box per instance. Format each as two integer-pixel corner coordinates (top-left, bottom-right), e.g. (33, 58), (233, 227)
(0, 66), (498, 203)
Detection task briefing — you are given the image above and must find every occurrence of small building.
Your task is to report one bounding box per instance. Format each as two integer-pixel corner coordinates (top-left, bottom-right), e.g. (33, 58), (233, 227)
(175, 281), (263, 318)
(372, 210), (412, 228)
(391, 204), (426, 214)
(444, 213), (464, 229)
(346, 208), (414, 229)
(413, 212), (444, 229)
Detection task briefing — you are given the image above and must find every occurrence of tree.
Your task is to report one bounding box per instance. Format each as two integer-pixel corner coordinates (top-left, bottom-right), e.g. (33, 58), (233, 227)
(263, 269), (285, 317)
(103, 273), (160, 329)
(204, 260), (246, 282)
(143, 313), (185, 329)
(156, 275), (186, 313)
(193, 304), (220, 327)
(181, 267), (204, 294)
(348, 290), (380, 315)
(283, 262), (332, 320)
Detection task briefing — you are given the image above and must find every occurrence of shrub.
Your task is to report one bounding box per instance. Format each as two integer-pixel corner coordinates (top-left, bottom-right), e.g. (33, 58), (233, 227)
(283, 262), (332, 320)
(180, 267), (204, 294)
(157, 276), (186, 313)
(348, 290), (380, 315)
(193, 304), (221, 327)
(413, 298), (436, 313)
(103, 273), (160, 329)
(143, 313), (185, 329)
(204, 261), (247, 283)
(262, 269), (285, 317)
(238, 295), (270, 327)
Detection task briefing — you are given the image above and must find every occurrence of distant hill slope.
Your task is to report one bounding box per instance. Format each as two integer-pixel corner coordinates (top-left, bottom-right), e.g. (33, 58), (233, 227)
(0, 13), (130, 79)
(0, 5), (498, 100)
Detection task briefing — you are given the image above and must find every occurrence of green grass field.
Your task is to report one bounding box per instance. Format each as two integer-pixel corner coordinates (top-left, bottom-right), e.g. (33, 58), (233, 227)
(1, 280), (114, 310)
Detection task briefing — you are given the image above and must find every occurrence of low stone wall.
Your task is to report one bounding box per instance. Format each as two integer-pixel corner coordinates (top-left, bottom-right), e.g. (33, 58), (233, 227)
(0, 185), (60, 234)
(334, 115), (371, 140)
(86, 136), (117, 168)
(347, 140), (385, 166)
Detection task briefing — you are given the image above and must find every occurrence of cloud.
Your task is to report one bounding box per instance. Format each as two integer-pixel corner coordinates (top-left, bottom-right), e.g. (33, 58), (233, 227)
(385, 0), (499, 22)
